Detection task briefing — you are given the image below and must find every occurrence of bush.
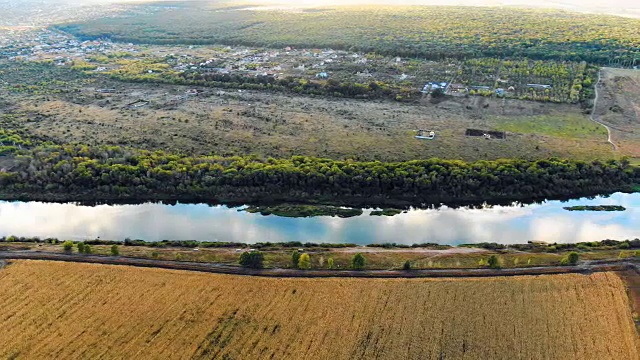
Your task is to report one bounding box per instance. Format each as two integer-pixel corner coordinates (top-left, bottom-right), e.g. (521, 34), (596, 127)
(488, 255), (500, 269)
(291, 250), (300, 269)
(83, 245), (92, 254)
(351, 253), (366, 270)
(62, 240), (74, 252)
(77, 242), (85, 253)
(568, 252), (579, 265)
(403, 260), (411, 270)
(239, 251), (264, 269)
(110, 245), (120, 256)
(327, 257), (335, 269)
(298, 253), (311, 270)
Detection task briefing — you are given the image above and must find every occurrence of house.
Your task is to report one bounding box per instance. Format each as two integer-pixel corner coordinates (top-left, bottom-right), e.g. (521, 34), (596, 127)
(421, 82), (448, 94)
(526, 84), (552, 89)
(316, 72), (329, 79)
(185, 89), (199, 96)
(96, 88), (116, 94)
(508, 86), (516, 92)
(495, 88), (506, 96)
(470, 85), (491, 91)
(449, 83), (467, 93)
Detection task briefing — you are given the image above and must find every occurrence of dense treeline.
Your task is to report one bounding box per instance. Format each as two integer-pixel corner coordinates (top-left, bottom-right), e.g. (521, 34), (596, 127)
(0, 144), (637, 206)
(57, 5), (640, 66)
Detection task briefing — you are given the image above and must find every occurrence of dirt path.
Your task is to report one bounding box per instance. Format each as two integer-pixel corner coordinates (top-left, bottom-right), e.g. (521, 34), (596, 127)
(592, 69), (618, 151)
(0, 251), (636, 278)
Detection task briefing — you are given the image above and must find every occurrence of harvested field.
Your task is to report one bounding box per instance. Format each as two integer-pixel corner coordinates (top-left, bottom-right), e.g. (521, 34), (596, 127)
(0, 260), (638, 359)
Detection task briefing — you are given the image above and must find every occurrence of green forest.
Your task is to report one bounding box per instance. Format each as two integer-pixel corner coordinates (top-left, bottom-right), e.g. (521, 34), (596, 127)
(57, 4), (640, 66)
(0, 144), (636, 206)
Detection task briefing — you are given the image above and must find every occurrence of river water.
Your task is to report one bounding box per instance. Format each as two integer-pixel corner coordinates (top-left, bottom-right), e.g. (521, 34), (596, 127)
(1, 192), (638, 245)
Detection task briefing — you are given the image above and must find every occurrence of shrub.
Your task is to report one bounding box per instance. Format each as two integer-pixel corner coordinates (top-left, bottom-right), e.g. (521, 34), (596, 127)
(298, 253), (311, 270)
(151, 251), (160, 259)
(77, 242), (85, 253)
(351, 253), (366, 270)
(568, 252), (579, 265)
(62, 240), (74, 252)
(84, 245), (92, 254)
(110, 245), (120, 256)
(403, 261), (411, 270)
(239, 251), (264, 269)
(291, 250), (300, 269)
(327, 257), (335, 269)
(488, 255), (500, 269)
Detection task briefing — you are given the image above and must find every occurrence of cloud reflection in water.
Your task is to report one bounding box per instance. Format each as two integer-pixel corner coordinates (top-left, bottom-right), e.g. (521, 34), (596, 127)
(0, 192), (638, 245)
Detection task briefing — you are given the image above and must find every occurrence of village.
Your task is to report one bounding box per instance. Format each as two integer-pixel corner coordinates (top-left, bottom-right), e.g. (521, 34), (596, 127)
(1, 26), (588, 105)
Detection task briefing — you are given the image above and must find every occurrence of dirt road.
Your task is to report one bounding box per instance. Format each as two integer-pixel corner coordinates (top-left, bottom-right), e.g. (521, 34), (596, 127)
(592, 69), (618, 151)
(0, 251), (636, 278)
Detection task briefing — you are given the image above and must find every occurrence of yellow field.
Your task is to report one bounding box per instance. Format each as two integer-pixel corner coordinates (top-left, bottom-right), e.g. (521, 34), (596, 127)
(0, 261), (637, 359)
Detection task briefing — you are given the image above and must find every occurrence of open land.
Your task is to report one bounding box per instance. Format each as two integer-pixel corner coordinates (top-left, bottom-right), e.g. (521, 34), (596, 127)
(594, 68), (640, 160)
(0, 260), (637, 359)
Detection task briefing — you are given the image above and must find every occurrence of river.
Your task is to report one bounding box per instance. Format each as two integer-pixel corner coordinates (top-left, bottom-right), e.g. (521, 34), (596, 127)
(0, 192), (638, 245)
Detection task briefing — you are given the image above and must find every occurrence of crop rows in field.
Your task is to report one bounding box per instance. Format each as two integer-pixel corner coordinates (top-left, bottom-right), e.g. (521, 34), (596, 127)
(0, 261), (637, 359)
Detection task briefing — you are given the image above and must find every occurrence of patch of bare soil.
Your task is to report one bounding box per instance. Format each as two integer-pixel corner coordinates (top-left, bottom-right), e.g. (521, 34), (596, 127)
(596, 68), (640, 156)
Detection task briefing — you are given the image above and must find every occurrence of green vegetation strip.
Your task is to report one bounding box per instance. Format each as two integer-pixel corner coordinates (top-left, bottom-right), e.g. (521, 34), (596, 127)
(563, 205), (626, 211)
(243, 205), (363, 218)
(0, 144), (637, 206)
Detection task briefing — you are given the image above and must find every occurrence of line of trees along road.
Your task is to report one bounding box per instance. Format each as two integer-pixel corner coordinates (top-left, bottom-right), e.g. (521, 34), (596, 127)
(0, 145), (637, 206)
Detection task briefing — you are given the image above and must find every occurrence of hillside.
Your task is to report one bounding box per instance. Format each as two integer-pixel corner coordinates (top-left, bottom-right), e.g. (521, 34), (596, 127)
(0, 260), (637, 359)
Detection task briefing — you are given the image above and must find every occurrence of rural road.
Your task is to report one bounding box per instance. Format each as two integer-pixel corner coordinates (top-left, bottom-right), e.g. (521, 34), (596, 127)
(591, 69), (618, 151)
(0, 251), (637, 278)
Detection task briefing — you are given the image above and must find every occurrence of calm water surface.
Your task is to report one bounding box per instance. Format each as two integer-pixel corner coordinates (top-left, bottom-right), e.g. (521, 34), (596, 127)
(1, 193), (639, 245)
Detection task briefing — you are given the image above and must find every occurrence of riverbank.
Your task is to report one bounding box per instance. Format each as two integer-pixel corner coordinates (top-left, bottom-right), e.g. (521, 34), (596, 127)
(0, 145), (637, 209)
(2, 239), (638, 271)
(0, 251), (637, 278)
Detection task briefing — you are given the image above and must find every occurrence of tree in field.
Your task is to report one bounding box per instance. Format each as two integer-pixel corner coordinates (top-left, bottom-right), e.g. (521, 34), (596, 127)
(239, 251), (264, 269)
(403, 260), (411, 270)
(84, 245), (92, 254)
(488, 255), (500, 269)
(77, 242), (85, 253)
(298, 253), (311, 270)
(327, 257), (335, 269)
(291, 250), (301, 269)
(351, 253), (366, 270)
(111, 245), (120, 256)
(62, 240), (74, 252)
(568, 252), (579, 265)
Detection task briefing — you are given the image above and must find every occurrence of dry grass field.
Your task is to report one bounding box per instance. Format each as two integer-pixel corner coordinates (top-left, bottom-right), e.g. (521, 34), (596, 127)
(596, 68), (640, 158)
(0, 261), (638, 359)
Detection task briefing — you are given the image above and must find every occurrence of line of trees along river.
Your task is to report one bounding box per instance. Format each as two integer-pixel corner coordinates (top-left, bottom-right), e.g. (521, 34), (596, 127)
(0, 145), (637, 207)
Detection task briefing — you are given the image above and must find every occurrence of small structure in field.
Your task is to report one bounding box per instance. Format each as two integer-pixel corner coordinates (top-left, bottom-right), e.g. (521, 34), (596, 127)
(465, 129), (506, 139)
(315, 72), (329, 79)
(127, 99), (149, 109)
(96, 88), (116, 94)
(415, 129), (435, 140)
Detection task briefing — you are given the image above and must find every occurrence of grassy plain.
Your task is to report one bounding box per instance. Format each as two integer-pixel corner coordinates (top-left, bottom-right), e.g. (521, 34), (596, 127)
(0, 260), (637, 359)
(0, 61), (615, 162)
